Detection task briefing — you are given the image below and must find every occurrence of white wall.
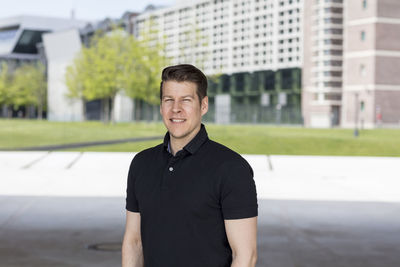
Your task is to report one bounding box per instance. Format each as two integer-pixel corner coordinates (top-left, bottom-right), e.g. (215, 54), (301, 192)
(215, 94), (231, 124)
(114, 91), (134, 122)
(43, 29), (83, 121)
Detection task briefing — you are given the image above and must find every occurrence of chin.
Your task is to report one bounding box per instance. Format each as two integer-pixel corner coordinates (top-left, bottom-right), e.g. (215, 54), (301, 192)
(168, 128), (189, 139)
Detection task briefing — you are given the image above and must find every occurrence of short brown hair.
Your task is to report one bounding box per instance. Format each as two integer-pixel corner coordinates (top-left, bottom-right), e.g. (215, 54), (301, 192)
(160, 64), (208, 102)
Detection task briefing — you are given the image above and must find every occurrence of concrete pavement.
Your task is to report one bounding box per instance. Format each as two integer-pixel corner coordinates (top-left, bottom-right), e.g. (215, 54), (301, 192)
(0, 151), (400, 266)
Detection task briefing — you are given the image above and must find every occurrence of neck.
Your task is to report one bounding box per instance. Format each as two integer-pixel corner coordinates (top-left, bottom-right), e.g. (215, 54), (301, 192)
(169, 124), (201, 156)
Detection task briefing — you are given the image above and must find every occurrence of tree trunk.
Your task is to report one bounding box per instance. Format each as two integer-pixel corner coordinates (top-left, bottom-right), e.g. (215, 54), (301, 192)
(100, 99), (104, 122)
(104, 98), (110, 124)
(110, 95), (116, 125)
(136, 100), (141, 121)
(82, 98), (87, 121)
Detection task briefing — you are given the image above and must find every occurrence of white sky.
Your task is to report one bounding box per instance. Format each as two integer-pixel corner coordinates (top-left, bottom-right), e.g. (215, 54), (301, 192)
(0, 0), (176, 21)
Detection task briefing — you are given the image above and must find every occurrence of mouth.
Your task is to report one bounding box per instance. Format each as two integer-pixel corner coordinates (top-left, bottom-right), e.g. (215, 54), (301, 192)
(170, 118), (186, 123)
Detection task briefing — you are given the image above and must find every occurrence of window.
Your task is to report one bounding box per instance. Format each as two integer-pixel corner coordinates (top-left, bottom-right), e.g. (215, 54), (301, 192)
(324, 71), (342, 77)
(324, 93), (342, 101)
(0, 27), (19, 41)
(361, 30), (366, 41)
(324, 49), (342, 56)
(324, 39), (343, 45)
(324, 82), (342, 87)
(324, 60), (342, 66)
(324, 28), (343, 35)
(360, 64), (366, 76)
(362, 0), (367, 9)
(325, 7), (343, 14)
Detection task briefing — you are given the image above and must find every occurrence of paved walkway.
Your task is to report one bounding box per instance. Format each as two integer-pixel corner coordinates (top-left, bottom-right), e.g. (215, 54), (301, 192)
(0, 152), (400, 266)
(0, 136), (163, 151)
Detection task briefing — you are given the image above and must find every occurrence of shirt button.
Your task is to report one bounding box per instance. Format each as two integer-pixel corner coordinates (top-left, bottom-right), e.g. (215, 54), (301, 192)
(169, 167), (174, 172)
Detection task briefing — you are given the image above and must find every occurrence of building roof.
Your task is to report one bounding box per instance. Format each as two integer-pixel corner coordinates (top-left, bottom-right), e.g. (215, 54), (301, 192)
(0, 15), (87, 31)
(0, 15), (87, 56)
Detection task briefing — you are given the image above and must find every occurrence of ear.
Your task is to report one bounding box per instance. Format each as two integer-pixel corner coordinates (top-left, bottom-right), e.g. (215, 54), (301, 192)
(201, 96), (208, 116)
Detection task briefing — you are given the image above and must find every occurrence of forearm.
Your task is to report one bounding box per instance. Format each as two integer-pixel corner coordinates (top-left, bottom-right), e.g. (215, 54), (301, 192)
(122, 240), (144, 267)
(231, 251), (257, 267)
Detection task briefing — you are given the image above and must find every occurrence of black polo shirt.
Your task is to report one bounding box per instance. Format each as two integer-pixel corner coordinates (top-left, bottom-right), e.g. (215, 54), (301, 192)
(126, 124), (258, 267)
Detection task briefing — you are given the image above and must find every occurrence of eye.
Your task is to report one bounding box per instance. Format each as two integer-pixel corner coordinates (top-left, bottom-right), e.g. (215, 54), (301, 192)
(164, 98), (173, 102)
(183, 98), (191, 102)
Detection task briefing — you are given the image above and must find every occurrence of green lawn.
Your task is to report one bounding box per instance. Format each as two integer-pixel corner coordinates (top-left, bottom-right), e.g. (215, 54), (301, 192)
(1, 119), (399, 156)
(0, 119), (165, 148)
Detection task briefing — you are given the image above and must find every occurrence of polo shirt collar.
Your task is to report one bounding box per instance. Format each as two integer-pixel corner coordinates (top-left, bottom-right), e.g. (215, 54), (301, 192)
(163, 124), (209, 155)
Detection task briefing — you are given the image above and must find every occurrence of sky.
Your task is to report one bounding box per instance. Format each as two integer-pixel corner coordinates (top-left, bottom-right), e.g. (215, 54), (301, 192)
(0, 0), (176, 21)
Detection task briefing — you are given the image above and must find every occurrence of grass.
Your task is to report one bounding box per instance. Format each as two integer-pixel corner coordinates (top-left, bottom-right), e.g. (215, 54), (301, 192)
(1, 119), (399, 156)
(0, 119), (165, 148)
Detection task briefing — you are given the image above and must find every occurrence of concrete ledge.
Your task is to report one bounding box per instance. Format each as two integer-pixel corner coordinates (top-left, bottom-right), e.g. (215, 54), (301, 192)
(0, 151), (399, 202)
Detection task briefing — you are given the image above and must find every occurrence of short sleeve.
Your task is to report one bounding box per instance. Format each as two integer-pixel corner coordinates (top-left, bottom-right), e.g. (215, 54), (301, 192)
(219, 160), (258, 219)
(126, 155), (140, 212)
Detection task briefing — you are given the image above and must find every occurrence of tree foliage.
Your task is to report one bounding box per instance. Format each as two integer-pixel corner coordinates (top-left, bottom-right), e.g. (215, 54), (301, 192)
(66, 26), (168, 123)
(0, 63), (12, 109)
(0, 62), (46, 119)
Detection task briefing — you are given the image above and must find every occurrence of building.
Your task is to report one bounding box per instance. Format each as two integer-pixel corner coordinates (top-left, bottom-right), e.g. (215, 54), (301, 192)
(302, 0), (344, 128)
(2, 1), (398, 127)
(0, 14), (139, 122)
(341, 0), (400, 128)
(134, 0), (304, 124)
(302, 0), (400, 128)
(0, 15), (86, 69)
(0, 15), (87, 118)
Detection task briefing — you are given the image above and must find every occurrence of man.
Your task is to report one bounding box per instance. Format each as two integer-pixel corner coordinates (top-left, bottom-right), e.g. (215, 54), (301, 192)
(122, 64), (258, 267)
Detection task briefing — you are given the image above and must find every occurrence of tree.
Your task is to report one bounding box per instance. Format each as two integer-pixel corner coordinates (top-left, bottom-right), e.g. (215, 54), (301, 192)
(9, 62), (47, 119)
(65, 49), (90, 121)
(66, 25), (168, 123)
(66, 29), (126, 123)
(0, 62), (13, 117)
(123, 18), (168, 121)
(123, 20), (167, 105)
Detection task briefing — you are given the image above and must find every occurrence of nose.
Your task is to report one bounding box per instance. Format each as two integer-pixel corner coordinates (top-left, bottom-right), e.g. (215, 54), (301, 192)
(172, 100), (182, 113)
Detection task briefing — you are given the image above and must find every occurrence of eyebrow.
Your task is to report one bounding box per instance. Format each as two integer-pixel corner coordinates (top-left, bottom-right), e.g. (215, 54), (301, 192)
(162, 95), (194, 99)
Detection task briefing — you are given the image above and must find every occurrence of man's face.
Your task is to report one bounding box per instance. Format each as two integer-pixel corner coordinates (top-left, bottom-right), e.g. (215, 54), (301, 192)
(160, 80), (208, 141)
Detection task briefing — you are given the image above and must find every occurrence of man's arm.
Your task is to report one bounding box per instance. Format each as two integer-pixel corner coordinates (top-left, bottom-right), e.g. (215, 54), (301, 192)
(122, 211), (144, 267)
(225, 217), (258, 267)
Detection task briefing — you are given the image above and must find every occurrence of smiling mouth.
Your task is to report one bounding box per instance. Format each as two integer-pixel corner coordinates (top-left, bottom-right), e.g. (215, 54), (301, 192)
(170, 119), (186, 123)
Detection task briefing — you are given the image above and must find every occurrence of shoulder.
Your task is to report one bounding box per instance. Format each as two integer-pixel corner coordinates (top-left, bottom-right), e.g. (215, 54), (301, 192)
(129, 143), (163, 169)
(206, 139), (250, 166)
(205, 139), (253, 175)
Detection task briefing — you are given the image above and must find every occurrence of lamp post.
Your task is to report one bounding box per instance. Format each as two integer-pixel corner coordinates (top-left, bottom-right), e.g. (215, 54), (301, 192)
(354, 91), (359, 137)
